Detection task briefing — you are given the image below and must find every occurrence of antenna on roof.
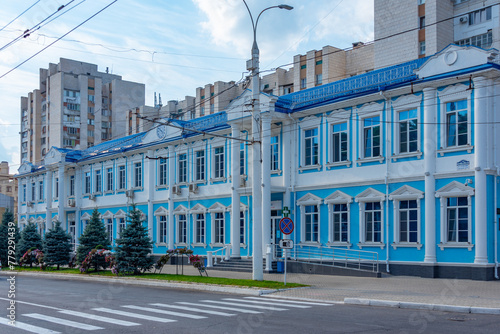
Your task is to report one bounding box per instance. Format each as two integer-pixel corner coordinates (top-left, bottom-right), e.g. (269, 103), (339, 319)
(158, 93), (162, 108)
(154, 92), (157, 107)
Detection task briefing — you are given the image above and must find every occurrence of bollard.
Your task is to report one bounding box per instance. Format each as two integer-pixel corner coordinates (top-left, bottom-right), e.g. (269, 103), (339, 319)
(207, 251), (213, 267)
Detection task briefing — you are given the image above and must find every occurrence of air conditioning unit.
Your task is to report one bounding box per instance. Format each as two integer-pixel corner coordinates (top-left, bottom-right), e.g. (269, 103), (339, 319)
(27, 201), (33, 207)
(459, 16), (468, 24)
(188, 183), (198, 194)
(88, 194), (96, 201)
(125, 190), (134, 198)
(172, 185), (181, 195)
(67, 198), (76, 207)
(240, 175), (247, 187)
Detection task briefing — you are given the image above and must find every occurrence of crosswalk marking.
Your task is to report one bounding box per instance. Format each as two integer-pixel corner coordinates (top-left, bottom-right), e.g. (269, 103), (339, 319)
(176, 302), (262, 314)
(59, 310), (140, 326)
(0, 318), (60, 334)
(93, 308), (176, 323)
(200, 300), (287, 311)
(223, 298), (310, 308)
(245, 297), (333, 306)
(23, 313), (103, 331)
(122, 305), (206, 319)
(151, 303), (235, 316)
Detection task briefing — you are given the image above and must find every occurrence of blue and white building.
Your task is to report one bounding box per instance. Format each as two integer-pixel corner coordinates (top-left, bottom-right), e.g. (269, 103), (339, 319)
(16, 45), (500, 280)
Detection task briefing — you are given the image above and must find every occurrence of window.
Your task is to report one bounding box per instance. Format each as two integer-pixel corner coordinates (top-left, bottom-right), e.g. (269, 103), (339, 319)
(419, 16), (425, 29)
(118, 165), (126, 189)
(158, 216), (167, 244)
(399, 200), (418, 243)
(85, 172), (91, 194)
(178, 153), (187, 183)
(446, 100), (468, 147)
(22, 184), (26, 202)
(331, 204), (348, 242)
(300, 78), (306, 89)
(418, 0), (425, 4)
(38, 181), (44, 201)
(456, 31), (492, 49)
(304, 205), (319, 242)
(316, 74), (323, 85)
(200, 107), (205, 116)
(134, 162), (142, 188)
(210, 104), (214, 113)
(304, 128), (319, 166)
(177, 214), (187, 244)
(54, 177), (59, 198)
(69, 175), (75, 196)
(363, 116), (381, 158)
(239, 143), (245, 175)
(446, 197), (469, 242)
(195, 150), (205, 181)
(364, 202), (382, 243)
(390, 185), (423, 247)
(87, 130), (94, 138)
(271, 135), (280, 171)
(214, 212), (225, 244)
(214, 146), (224, 179)
(399, 109), (418, 153)
(94, 170), (102, 193)
(105, 218), (113, 244)
(67, 103), (80, 111)
(419, 41), (426, 55)
(87, 119), (94, 125)
(468, 6), (491, 25)
(331, 123), (348, 162)
(117, 217), (126, 237)
(106, 168), (113, 192)
(239, 211), (245, 244)
(195, 213), (205, 244)
(158, 158), (167, 186)
(88, 95), (95, 103)
(283, 86), (292, 95)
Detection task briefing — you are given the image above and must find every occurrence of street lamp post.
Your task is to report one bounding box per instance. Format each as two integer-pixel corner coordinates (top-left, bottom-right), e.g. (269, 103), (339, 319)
(242, 1), (293, 281)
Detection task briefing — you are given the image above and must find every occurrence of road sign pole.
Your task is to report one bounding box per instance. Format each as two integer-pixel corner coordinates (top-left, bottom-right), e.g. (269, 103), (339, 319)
(284, 248), (287, 286)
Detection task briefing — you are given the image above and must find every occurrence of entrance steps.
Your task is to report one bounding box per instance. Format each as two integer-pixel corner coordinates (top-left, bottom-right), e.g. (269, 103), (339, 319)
(210, 258), (277, 273)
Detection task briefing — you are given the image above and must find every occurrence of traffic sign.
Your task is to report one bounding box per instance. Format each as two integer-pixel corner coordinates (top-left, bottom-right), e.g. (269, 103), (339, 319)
(279, 217), (294, 235)
(279, 239), (294, 249)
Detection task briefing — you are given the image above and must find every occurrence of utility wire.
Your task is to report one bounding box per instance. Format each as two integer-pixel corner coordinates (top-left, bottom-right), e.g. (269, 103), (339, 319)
(0, 0), (41, 33)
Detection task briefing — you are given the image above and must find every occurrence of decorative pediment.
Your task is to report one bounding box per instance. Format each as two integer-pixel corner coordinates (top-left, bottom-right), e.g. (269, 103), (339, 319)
(435, 181), (474, 197)
(18, 163), (35, 175)
(299, 115), (321, 129)
(357, 101), (384, 116)
(416, 44), (498, 79)
(154, 206), (168, 216)
(391, 94), (422, 112)
(355, 188), (386, 202)
(19, 217), (27, 224)
(227, 202), (248, 211)
(81, 212), (91, 220)
(190, 203), (207, 214)
(324, 190), (352, 205)
(389, 185), (424, 200)
(173, 204), (188, 214)
(51, 215), (59, 222)
(43, 147), (63, 166)
(208, 202), (227, 212)
(36, 216), (45, 223)
(101, 210), (113, 219)
(28, 217), (35, 223)
(226, 89), (274, 122)
(297, 193), (322, 206)
(114, 209), (126, 218)
(326, 109), (350, 122)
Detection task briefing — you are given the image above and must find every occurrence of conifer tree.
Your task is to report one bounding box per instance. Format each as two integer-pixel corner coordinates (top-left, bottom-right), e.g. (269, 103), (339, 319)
(44, 221), (72, 270)
(76, 208), (111, 270)
(16, 222), (43, 263)
(115, 204), (154, 274)
(0, 210), (19, 267)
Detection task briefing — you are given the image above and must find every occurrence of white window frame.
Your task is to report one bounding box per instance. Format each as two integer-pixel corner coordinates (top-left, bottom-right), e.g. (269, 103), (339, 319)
(362, 115), (381, 159)
(436, 181), (474, 250)
(299, 116), (322, 172)
(194, 149), (206, 182)
(94, 169), (102, 193)
(391, 95), (422, 160)
(239, 143), (245, 176)
(389, 185), (424, 249)
(324, 191), (352, 247)
(355, 188), (386, 249)
(115, 211), (126, 239)
(270, 134), (281, 174)
(84, 171), (91, 195)
(176, 214), (188, 246)
(297, 193), (322, 245)
(190, 204), (207, 247)
(327, 118), (351, 169)
(133, 161), (143, 188)
(154, 207), (168, 245)
(38, 180), (44, 201)
(102, 210), (114, 245)
(158, 158), (168, 186)
(212, 145), (226, 182)
(118, 165), (126, 190)
(209, 202), (227, 247)
(106, 167), (113, 192)
(177, 152), (188, 184)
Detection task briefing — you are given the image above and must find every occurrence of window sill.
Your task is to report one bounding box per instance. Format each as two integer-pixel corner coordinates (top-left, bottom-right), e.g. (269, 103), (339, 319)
(155, 242), (168, 247)
(240, 243), (247, 249)
(271, 169), (282, 176)
(326, 161), (351, 169)
(175, 182), (188, 187)
(210, 177), (226, 184)
(438, 145), (473, 156)
(116, 189), (127, 193)
(104, 191), (114, 195)
(193, 180), (207, 185)
(391, 242), (423, 250)
(192, 243), (207, 248)
(391, 151), (422, 162)
(93, 192), (102, 196)
(438, 242), (474, 251)
(356, 156), (385, 166)
(298, 164), (322, 173)
(358, 242), (385, 249)
(131, 187), (143, 191)
(326, 242), (352, 249)
(174, 242), (188, 248)
(155, 185), (168, 190)
(209, 243), (226, 248)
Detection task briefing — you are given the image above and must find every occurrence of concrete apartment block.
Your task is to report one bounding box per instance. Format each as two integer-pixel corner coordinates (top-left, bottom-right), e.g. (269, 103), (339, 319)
(346, 43), (374, 76)
(293, 54), (302, 92)
(0, 161), (17, 217)
(426, 0), (454, 55)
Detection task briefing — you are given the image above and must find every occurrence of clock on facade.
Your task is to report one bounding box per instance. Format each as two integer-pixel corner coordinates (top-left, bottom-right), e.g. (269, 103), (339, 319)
(156, 125), (167, 139)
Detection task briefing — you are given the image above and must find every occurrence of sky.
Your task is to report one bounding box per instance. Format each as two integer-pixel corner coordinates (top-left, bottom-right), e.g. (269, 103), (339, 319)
(0, 0), (374, 172)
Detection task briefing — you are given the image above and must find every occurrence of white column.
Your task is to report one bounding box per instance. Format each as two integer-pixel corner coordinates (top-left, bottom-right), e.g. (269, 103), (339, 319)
(45, 170), (53, 230)
(282, 120), (292, 210)
(147, 150), (155, 240)
(168, 147), (175, 249)
(75, 168), (82, 239)
(230, 124), (241, 258)
(474, 76), (489, 264)
(423, 87), (437, 263)
(57, 164), (65, 230)
(261, 114), (272, 254)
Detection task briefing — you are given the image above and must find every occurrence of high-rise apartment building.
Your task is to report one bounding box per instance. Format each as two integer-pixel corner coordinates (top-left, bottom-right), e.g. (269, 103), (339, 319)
(0, 161), (17, 217)
(20, 58), (145, 164)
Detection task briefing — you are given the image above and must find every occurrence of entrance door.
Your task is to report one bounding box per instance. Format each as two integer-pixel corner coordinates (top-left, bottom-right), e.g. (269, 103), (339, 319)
(271, 210), (283, 258)
(69, 221), (76, 251)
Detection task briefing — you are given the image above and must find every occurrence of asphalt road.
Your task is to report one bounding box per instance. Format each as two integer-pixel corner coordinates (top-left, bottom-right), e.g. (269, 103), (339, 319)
(0, 275), (498, 334)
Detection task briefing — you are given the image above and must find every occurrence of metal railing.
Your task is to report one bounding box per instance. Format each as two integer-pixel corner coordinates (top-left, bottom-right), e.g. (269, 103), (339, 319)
(270, 243), (379, 273)
(206, 245), (230, 268)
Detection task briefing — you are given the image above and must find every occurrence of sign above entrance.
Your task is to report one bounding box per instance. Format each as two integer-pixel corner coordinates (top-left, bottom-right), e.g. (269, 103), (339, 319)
(279, 217), (294, 235)
(279, 239), (294, 249)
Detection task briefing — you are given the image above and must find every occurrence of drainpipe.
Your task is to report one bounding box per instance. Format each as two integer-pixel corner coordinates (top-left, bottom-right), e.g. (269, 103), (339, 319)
(380, 91), (390, 273)
(496, 166), (499, 279)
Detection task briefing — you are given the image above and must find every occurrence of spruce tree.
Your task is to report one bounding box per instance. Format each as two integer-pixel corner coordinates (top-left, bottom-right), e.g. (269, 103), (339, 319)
(16, 222), (43, 264)
(44, 221), (72, 270)
(0, 210), (19, 268)
(76, 208), (111, 270)
(115, 204), (154, 274)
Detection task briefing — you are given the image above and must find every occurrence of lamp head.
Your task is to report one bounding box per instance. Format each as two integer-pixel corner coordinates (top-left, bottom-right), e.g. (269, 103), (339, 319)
(278, 4), (293, 10)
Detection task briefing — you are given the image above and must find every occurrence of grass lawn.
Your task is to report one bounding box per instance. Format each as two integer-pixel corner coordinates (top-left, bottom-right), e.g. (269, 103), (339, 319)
(8, 266), (307, 289)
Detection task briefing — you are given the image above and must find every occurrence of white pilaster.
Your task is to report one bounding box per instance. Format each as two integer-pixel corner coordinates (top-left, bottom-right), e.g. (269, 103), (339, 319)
(168, 147), (175, 249)
(230, 124), (241, 258)
(57, 164), (65, 229)
(423, 87), (437, 263)
(45, 170), (53, 230)
(147, 149), (155, 240)
(261, 114), (272, 254)
(473, 76), (489, 264)
(75, 168), (82, 239)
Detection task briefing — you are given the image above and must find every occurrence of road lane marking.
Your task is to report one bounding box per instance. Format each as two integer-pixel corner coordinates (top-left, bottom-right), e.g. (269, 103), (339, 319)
(177, 302), (262, 314)
(151, 303), (235, 316)
(0, 318), (60, 334)
(93, 308), (176, 323)
(59, 310), (140, 326)
(23, 313), (103, 331)
(0, 297), (61, 310)
(223, 298), (310, 308)
(200, 300), (287, 311)
(245, 297), (333, 306)
(122, 305), (206, 319)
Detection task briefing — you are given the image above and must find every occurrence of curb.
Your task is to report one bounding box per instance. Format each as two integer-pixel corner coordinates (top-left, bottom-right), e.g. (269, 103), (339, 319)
(0, 271), (274, 296)
(343, 298), (500, 315)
